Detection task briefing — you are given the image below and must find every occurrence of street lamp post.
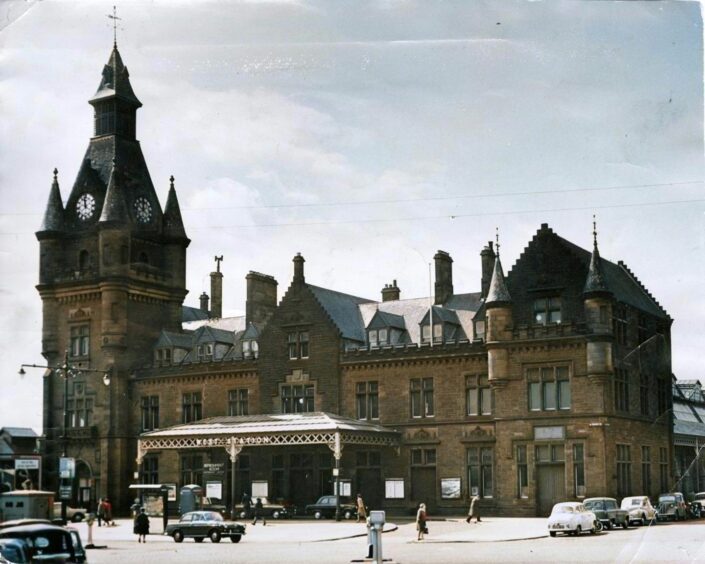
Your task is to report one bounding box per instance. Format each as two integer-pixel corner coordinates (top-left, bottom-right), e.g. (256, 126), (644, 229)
(20, 349), (111, 524)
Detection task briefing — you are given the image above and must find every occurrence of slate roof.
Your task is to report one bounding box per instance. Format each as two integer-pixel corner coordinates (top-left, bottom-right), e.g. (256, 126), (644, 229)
(155, 330), (193, 349)
(486, 256), (511, 305)
(89, 45), (142, 107)
(368, 310), (406, 330)
(182, 306), (209, 323)
(308, 285), (374, 343)
(0, 428), (39, 439)
(39, 171), (64, 232)
(194, 325), (235, 344)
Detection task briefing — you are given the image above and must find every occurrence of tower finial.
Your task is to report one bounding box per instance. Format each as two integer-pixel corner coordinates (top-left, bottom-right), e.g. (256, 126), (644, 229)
(53, 168), (58, 181)
(107, 5), (121, 48)
(170, 175), (175, 189)
(592, 214), (598, 249)
(495, 227), (500, 257)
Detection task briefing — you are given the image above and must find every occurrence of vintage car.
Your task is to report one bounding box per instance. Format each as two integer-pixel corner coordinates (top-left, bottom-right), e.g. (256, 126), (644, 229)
(620, 496), (657, 526)
(304, 495), (356, 520)
(547, 502), (600, 537)
(235, 497), (293, 520)
(165, 510), (246, 543)
(0, 538), (31, 564)
(656, 492), (688, 521)
(584, 497), (630, 529)
(0, 523), (86, 563)
(690, 492), (705, 517)
(53, 502), (88, 522)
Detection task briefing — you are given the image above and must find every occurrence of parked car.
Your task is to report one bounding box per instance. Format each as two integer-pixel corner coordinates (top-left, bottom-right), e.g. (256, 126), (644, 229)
(53, 502), (88, 522)
(690, 492), (705, 518)
(0, 538), (31, 564)
(304, 496), (356, 520)
(547, 502), (600, 537)
(235, 497), (293, 520)
(584, 497), (630, 529)
(201, 497), (227, 516)
(0, 523), (85, 563)
(656, 492), (688, 521)
(620, 496), (657, 526)
(165, 510), (246, 543)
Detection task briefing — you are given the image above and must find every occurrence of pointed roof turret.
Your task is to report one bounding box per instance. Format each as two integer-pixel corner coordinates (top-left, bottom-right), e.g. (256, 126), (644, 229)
(99, 159), (129, 223)
(39, 168), (65, 232)
(163, 175), (188, 240)
(583, 216), (612, 297)
(485, 229), (511, 307)
(89, 44), (142, 108)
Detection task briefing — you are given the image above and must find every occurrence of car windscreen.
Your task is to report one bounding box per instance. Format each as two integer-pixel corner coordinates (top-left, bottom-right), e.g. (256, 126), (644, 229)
(584, 501), (604, 511)
(553, 506), (574, 514)
(203, 512), (223, 522)
(659, 496), (676, 503)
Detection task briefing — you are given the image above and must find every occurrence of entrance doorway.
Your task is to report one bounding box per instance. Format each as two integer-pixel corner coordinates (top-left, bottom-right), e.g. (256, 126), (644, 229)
(357, 468), (383, 510)
(536, 464), (565, 516)
(411, 467), (437, 513)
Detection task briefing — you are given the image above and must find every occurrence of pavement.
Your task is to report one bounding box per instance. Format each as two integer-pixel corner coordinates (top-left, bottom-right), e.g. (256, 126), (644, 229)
(71, 516), (549, 546)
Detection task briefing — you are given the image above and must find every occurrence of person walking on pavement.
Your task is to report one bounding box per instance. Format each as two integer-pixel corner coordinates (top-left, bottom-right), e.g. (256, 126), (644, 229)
(416, 502), (427, 541)
(356, 493), (367, 523)
(241, 491), (252, 520)
(466, 495), (481, 523)
(252, 497), (266, 525)
(104, 497), (115, 526)
(96, 498), (105, 527)
(134, 507), (150, 543)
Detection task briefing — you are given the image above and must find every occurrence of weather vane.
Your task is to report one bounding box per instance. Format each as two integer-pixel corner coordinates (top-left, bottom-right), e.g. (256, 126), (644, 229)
(107, 5), (122, 47)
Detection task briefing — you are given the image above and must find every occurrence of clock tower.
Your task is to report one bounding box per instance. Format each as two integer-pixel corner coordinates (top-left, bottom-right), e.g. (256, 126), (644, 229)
(36, 42), (190, 510)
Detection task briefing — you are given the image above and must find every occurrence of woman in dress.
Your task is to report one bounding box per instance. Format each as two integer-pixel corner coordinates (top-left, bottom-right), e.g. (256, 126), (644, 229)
(416, 502), (427, 541)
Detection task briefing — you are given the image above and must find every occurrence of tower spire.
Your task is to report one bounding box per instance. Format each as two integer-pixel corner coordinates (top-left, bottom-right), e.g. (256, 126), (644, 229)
(163, 175), (189, 240)
(486, 228), (511, 306)
(99, 158), (129, 223)
(39, 168), (65, 232)
(583, 215), (611, 296)
(107, 6), (121, 48)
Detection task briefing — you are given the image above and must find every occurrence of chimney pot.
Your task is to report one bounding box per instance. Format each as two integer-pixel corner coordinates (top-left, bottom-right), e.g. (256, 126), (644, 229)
(434, 250), (453, 305)
(381, 280), (400, 302)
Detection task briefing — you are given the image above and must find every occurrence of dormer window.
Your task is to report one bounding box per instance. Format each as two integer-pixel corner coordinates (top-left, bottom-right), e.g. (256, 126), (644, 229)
(368, 328), (389, 347)
(533, 297), (561, 325)
(243, 339), (259, 359)
(154, 348), (172, 365)
(197, 343), (213, 361)
(422, 323), (444, 343)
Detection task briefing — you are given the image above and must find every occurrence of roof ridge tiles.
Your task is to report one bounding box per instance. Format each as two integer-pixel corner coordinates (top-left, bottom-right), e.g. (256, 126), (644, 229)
(616, 260), (670, 318)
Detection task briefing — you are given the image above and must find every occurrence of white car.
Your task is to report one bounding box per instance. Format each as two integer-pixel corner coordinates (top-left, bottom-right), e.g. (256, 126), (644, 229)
(547, 502), (600, 537)
(620, 496), (657, 525)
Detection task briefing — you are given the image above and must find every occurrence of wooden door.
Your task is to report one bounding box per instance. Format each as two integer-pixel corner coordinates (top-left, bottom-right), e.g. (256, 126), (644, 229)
(411, 467), (437, 513)
(537, 465), (566, 516)
(357, 468), (383, 510)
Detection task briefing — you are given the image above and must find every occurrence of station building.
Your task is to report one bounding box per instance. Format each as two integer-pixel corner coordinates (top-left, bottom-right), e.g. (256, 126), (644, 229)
(36, 42), (674, 516)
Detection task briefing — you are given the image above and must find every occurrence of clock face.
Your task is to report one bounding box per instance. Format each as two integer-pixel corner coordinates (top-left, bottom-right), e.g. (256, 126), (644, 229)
(76, 193), (96, 221)
(134, 197), (152, 223)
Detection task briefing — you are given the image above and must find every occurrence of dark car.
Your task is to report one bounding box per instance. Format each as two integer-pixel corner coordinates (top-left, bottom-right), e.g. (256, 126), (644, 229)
(0, 523), (84, 563)
(304, 496), (356, 520)
(165, 510), (246, 543)
(657, 492), (688, 521)
(584, 497), (629, 530)
(235, 497), (293, 520)
(0, 538), (31, 564)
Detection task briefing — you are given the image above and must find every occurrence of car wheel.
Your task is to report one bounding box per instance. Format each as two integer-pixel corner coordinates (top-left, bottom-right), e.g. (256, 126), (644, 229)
(622, 520), (628, 530)
(549, 531), (556, 537)
(72, 513), (85, 523)
(173, 530), (184, 543)
(231, 535), (242, 543)
(195, 537), (204, 543)
(272, 510), (281, 520)
(239, 511), (247, 519)
(314, 510), (323, 520)
(343, 510), (353, 520)
(575, 525), (582, 536)
(607, 520), (613, 530)
(209, 529), (222, 543)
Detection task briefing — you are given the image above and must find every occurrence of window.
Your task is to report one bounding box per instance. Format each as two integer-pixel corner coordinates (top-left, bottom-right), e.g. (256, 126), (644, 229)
(410, 449), (436, 466)
(617, 444), (632, 498)
(281, 384), (314, 413)
(574, 444), (585, 497)
(659, 447), (669, 492)
(142, 456), (159, 484)
(155, 348), (172, 365)
(70, 325), (90, 357)
(640, 372), (649, 416)
(288, 332), (309, 359)
(180, 454), (203, 486)
(385, 479), (404, 499)
(613, 304), (627, 345)
(421, 322), (443, 343)
(615, 368), (630, 412)
(466, 375), (491, 416)
(410, 378), (434, 418)
(535, 444), (565, 463)
(527, 366), (570, 411)
(467, 447), (493, 498)
(517, 445), (528, 498)
(242, 340), (258, 359)
(228, 389), (249, 416)
(197, 344), (213, 362)
(356, 381), (379, 420)
(141, 396), (159, 431)
(356, 451), (381, 467)
(533, 297), (561, 325)
(368, 328), (389, 347)
(66, 383), (93, 428)
(182, 392), (203, 423)
(642, 446), (651, 495)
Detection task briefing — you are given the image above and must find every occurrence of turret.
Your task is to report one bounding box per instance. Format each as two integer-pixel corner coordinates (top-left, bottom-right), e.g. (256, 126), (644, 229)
(485, 231), (513, 389)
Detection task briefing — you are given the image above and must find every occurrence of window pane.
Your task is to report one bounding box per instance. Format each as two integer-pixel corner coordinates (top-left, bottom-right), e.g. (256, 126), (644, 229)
(480, 388), (492, 415)
(558, 380), (571, 409)
(424, 389), (434, 416)
(378, 329), (388, 343)
(543, 381), (556, 410)
(467, 388), (478, 416)
(411, 450), (422, 465)
(529, 382), (541, 411)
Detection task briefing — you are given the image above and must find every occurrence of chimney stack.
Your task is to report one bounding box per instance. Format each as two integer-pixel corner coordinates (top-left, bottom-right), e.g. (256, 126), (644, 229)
(381, 279), (401, 302)
(210, 255), (224, 318)
(480, 242), (496, 299)
(199, 292), (210, 314)
(434, 250), (453, 305)
(293, 253), (305, 284)
(246, 271), (278, 327)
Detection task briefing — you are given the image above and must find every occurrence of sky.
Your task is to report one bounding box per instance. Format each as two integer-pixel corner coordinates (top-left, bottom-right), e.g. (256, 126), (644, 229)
(0, 0), (703, 433)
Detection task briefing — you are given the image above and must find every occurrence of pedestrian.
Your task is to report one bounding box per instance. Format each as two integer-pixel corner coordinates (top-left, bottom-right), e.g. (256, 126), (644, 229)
(104, 497), (115, 526)
(416, 502), (427, 541)
(466, 495), (481, 523)
(134, 507), (150, 543)
(252, 497), (266, 525)
(356, 493), (367, 523)
(241, 491), (252, 520)
(96, 498), (105, 527)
